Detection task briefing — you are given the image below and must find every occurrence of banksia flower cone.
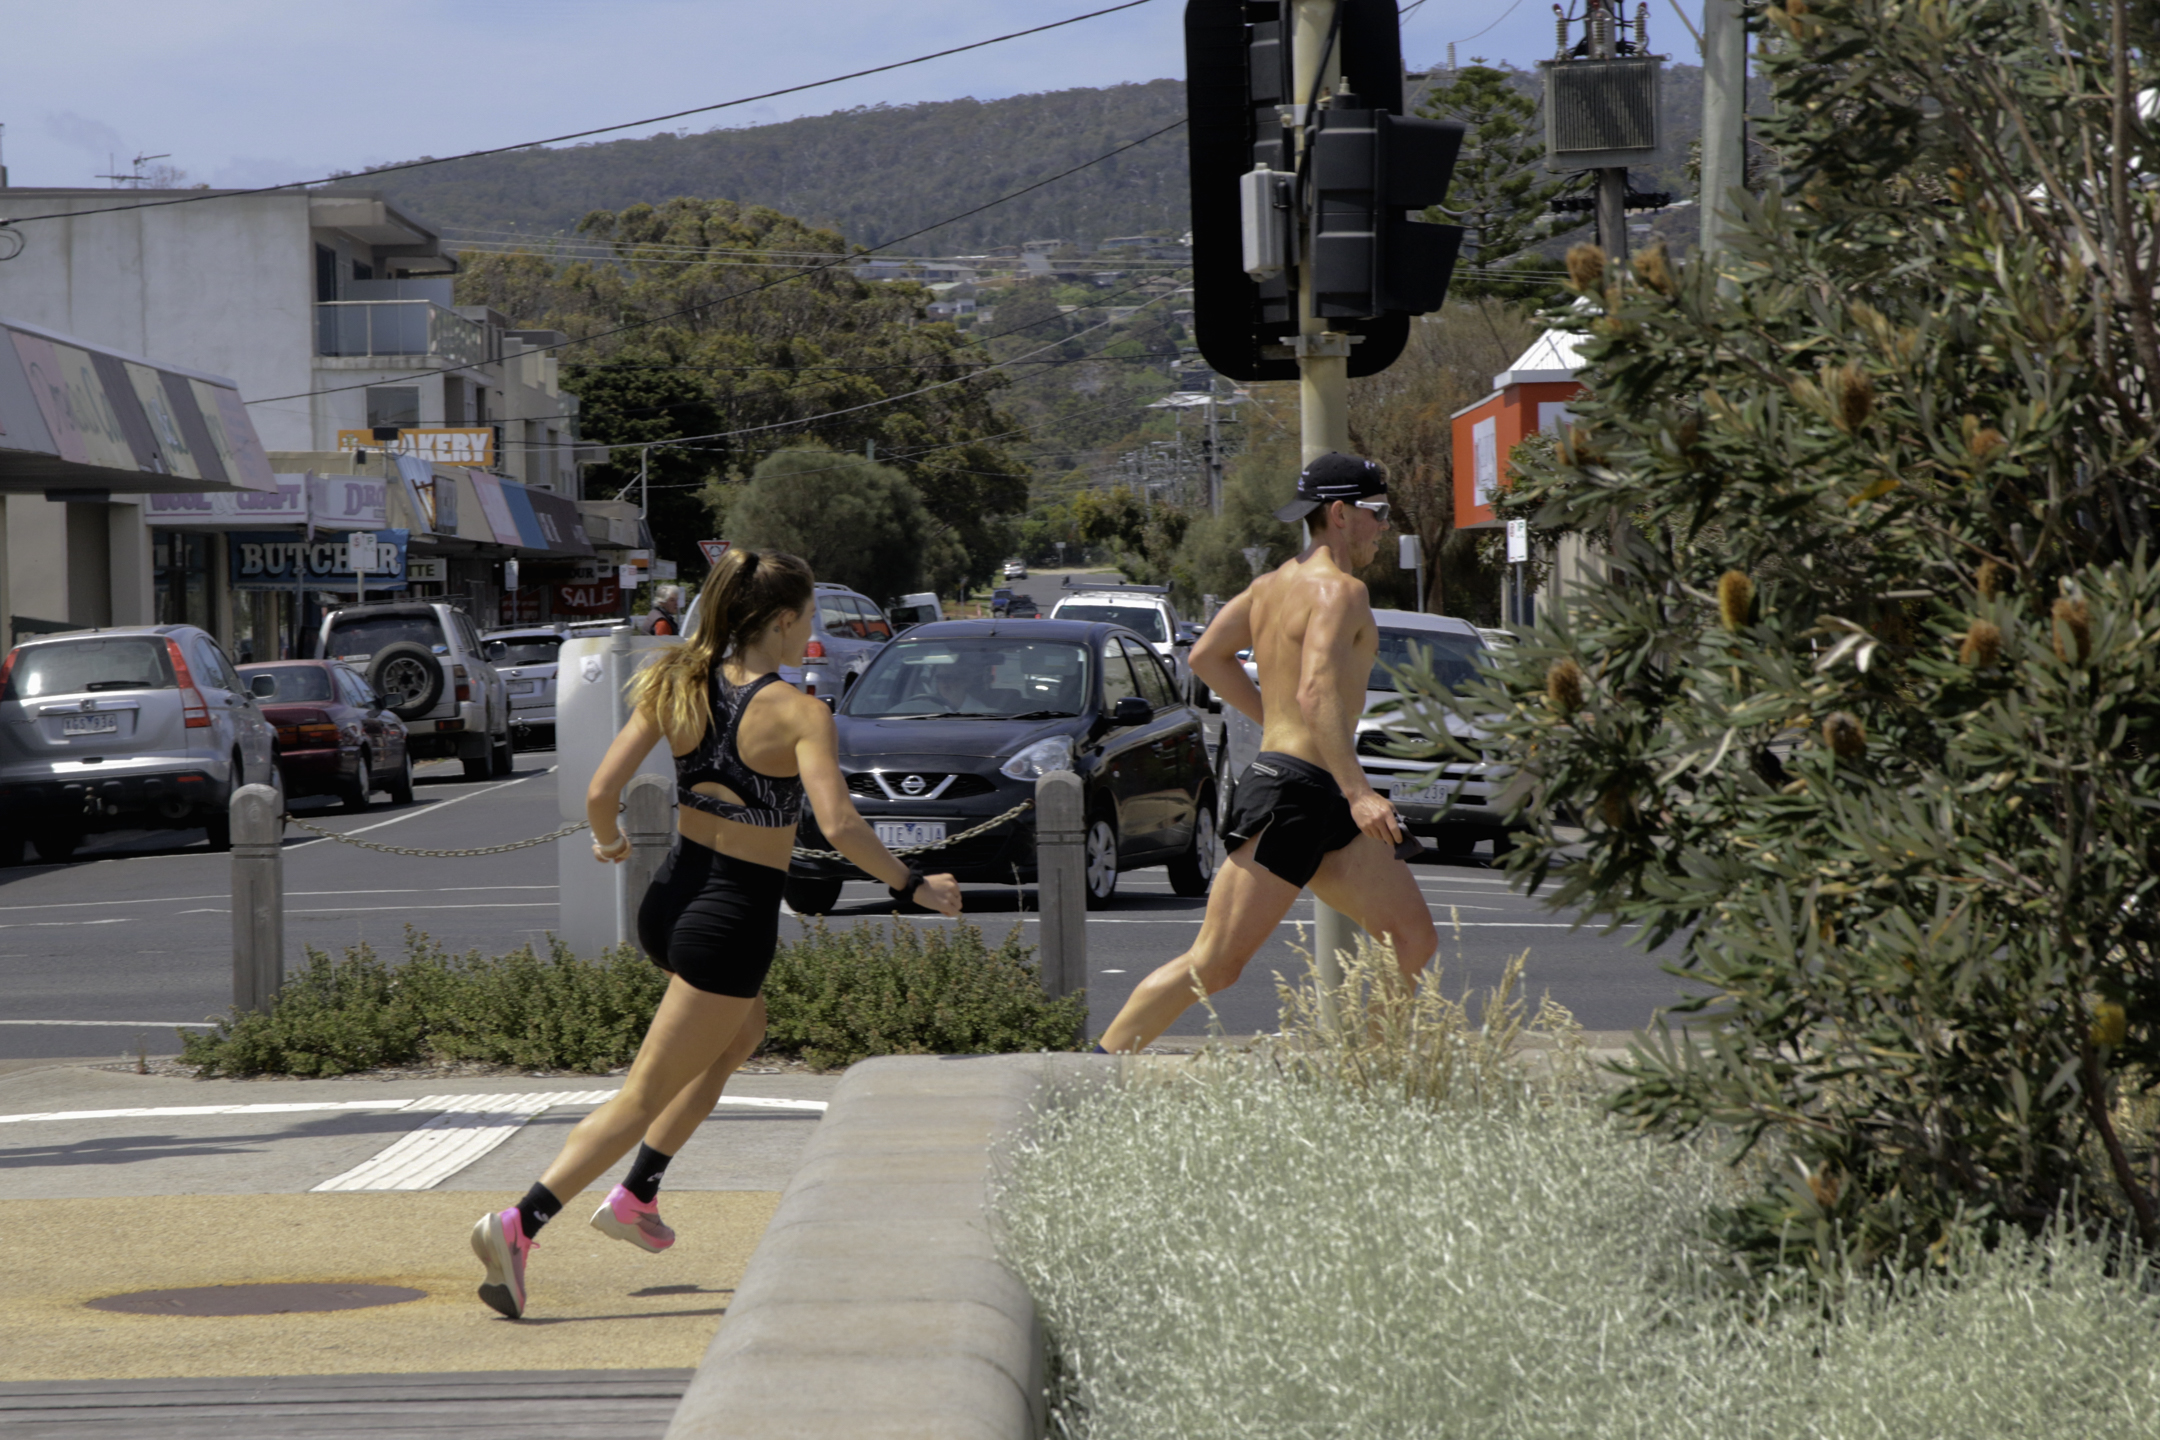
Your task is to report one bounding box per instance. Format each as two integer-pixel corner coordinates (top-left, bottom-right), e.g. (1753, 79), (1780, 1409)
(1631, 242), (1674, 296)
(1959, 619), (2002, 668)
(1831, 364), (1874, 433)
(2091, 1000), (2128, 1049)
(1823, 711), (1866, 760)
(1598, 786), (1632, 828)
(1566, 243), (1606, 294)
(1717, 571), (1755, 631)
(2052, 596), (2092, 663)
(1977, 558), (2005, 599)
(1546, 658), (1585, 714)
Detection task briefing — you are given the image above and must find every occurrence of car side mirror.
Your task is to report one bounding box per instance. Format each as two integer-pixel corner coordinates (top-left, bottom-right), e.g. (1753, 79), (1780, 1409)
(1112, 695), (1153, 727)
(372, 691), (389, 710)
(1172, 635), (1193, 647)
(483, 641), (506, 660)
(249, 674), (277, 699)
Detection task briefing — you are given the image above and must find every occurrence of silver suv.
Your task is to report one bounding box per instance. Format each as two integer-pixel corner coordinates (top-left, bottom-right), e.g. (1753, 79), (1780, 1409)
(684, 580), (892, 703)
(0, 625), (279, 864)
(1049, 580), (1195, 702)
(317, 601), (511, 781)
(480, 625), (565, 748)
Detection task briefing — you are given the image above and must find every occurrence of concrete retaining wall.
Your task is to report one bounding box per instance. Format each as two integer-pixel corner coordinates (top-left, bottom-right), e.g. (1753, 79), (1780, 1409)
(665, 1053), (1100, 1440)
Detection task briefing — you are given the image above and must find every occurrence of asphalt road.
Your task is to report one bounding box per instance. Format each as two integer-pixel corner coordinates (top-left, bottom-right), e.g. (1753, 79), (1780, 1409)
(0, 743), (1695, 1060)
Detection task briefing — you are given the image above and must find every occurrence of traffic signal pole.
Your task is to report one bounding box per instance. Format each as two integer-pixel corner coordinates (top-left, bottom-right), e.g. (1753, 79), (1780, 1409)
(1290, 0), (1358, 1005)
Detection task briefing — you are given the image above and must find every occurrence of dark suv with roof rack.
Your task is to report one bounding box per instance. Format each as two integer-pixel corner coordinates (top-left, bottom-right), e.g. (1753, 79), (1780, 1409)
(783, 617), (1217, 912)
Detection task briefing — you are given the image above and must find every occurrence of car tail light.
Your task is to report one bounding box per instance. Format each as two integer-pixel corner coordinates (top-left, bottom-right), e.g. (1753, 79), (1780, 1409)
(804, 639), (825, 659)
(298, 722), (341, 746)
(165, 639), (211, 728)
(0, 648), (17, 701)
(453, 664), (471, 704)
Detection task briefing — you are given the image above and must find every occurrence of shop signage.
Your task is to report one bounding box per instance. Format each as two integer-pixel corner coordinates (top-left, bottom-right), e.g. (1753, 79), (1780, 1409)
(406, 558), (446, 584)
(147, 473), (388, 529)
(337, 427), (495, 467)
(230, 529), (409, 591)
(501, 590), (544, 625)
(555, 582), (622, 616)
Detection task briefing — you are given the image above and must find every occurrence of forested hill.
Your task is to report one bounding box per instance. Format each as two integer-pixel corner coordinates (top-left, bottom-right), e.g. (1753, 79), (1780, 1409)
(377, 81), (1192, 252)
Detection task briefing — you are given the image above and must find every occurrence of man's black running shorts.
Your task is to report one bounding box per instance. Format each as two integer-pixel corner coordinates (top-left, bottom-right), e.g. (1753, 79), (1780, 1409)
(1223, 751), (1363, 888)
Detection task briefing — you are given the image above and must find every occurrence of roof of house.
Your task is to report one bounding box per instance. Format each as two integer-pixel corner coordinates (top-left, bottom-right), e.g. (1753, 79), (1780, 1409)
(1492, 327), (1590, 389)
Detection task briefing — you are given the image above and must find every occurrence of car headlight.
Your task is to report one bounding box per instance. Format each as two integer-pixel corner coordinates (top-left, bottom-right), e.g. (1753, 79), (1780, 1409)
(1000, 734), (1074, 781)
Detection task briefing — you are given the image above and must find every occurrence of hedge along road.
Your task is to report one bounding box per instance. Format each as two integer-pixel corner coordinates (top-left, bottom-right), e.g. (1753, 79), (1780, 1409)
(0, 746), (1694, 1061)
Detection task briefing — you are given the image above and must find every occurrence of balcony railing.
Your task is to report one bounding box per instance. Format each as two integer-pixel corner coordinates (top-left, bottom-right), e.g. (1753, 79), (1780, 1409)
(315, 300), (487, 370)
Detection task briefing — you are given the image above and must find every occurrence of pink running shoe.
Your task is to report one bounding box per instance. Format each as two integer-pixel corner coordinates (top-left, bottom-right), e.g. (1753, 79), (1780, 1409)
(469, 1206), (534, 1318)
(589, 1184), (676, 1253)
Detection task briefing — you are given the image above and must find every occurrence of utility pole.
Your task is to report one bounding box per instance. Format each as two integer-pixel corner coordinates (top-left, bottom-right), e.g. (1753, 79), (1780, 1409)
(1589, 1), (1628, 266)
(1206, 393), (1224, 516)
(1699, 0), (1746, 264)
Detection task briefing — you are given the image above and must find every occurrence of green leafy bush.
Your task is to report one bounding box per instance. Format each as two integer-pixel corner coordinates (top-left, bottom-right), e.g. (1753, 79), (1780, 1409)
(1389, 0), (2160, 1271)
(762, 918), (1085, 1070)
(178, 920), (1084, 1076)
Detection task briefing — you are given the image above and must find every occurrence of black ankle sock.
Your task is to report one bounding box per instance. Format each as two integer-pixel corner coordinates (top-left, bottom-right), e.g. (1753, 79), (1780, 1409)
(515, 1181), (561, 1238)
(622, 1143), (674, 1205)
(1091, 1043), (1110, 1055)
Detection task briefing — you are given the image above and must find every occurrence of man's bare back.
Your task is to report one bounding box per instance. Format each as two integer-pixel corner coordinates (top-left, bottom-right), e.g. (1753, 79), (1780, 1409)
(1090, 453), (1437, 1054)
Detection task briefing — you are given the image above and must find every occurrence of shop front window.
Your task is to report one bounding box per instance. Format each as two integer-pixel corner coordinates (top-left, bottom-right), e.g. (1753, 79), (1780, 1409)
(152, 530), (213, 631)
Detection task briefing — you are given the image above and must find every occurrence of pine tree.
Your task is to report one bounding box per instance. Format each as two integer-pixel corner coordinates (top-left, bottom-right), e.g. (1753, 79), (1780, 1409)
(1415, 64), (1568, 300)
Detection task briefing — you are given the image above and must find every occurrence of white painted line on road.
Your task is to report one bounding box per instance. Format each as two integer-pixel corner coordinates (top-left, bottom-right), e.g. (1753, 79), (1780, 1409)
(283, 766), (555, 851)
(0, 894), (226, 915)
(0, 1091), (824, 1127)
(0, 918), (130, 930)
(0, 1019), (214, 1027)
(313, 1091), (601, 1191)
(0, 885), (559, 916)
(177, 902), (557, 916)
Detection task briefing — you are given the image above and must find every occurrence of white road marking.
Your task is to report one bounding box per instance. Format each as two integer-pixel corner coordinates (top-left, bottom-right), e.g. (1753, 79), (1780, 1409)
(283, 766), (554, 851)
(177, 902), (556, 915)
(0, 1091), (825, 1128)
(312, 1091), (605, 1191)
(0, 885), (560, 916)
(0, 918), (130, 930)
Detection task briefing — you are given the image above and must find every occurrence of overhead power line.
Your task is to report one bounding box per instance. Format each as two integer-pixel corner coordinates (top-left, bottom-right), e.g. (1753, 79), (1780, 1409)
(0, 0), (1156, 230)
(244, 119), (1190, 407)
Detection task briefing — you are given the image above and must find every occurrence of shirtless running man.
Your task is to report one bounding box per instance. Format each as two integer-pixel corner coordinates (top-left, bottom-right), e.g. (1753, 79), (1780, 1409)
(1093, 452), (1438, 1054)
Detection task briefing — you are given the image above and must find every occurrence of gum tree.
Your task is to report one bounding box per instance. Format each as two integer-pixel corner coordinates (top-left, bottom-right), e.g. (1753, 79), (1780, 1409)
(1394, 0), (2160, 1271)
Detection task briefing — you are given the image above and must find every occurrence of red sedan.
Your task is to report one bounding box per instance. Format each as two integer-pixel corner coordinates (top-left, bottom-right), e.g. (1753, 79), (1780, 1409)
(238, 661), (414, 810)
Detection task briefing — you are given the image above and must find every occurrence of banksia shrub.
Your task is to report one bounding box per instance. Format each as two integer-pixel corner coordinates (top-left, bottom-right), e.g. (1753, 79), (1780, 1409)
(1821, 711), (1866, 760)
(2052, 595), (2092, 663)
(1632, 242), (1675, 296)
(1829, 363), (1874, 433)
(1978, 558), (2005, 598)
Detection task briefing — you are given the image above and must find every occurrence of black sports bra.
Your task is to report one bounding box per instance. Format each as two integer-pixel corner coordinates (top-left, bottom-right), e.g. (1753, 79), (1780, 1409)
(674, 670), (805, 828)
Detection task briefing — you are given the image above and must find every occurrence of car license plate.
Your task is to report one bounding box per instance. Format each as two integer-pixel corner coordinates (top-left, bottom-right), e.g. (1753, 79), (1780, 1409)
(507, 680), (537, 694)
(61, 713), (119, 736)
(1390, 777), (1453, 805)
(874, 821), (947, 849)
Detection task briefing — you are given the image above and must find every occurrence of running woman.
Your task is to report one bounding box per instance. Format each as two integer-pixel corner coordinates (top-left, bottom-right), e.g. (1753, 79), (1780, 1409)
(470, 549), (962, 1319)
(1091, 452), (1438, 1054)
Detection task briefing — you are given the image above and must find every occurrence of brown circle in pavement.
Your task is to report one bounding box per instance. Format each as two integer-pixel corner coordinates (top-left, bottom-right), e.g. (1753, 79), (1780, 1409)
(86, 1283), (426, 1316)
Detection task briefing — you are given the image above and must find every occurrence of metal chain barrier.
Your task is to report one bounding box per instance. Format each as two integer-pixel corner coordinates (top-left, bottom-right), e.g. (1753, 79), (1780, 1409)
(790, 798), (1035, 862)
(281, 814), (591, 858)
(278, 797), (1035, 862)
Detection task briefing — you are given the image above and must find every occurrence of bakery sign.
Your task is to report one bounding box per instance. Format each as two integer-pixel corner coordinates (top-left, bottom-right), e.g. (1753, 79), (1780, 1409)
(336, 427), (494, 467)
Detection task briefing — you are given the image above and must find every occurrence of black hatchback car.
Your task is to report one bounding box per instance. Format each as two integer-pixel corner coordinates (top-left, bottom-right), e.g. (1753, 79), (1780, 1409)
(785, 618), (1217, 912)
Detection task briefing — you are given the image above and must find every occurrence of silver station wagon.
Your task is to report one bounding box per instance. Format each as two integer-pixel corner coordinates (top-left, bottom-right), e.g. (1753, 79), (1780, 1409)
(0, 625), (279, 864)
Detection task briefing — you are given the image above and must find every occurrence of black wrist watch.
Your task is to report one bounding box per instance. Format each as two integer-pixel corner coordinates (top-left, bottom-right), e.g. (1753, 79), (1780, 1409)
(888, 863), (926, 901)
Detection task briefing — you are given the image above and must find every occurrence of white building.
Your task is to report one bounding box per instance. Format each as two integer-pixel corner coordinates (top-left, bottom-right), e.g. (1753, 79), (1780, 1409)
(0, 186), (613, 652)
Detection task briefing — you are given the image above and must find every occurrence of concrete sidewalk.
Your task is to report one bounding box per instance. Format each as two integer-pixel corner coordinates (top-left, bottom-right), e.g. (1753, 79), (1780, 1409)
(0, 1056), (834, 1419)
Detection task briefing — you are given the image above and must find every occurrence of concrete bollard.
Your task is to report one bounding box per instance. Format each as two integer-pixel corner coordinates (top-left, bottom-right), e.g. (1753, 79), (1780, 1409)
(1312, 898), (1357, 1033)
(620, 772), (675, 952)
(230, 784), (285, 1015)
(1034, 770), (1087, 1026)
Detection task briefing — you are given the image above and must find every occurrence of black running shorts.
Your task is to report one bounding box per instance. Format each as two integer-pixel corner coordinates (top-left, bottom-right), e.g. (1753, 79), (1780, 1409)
(636, 839), (788, 998)
(1223, 751), (1363, 888)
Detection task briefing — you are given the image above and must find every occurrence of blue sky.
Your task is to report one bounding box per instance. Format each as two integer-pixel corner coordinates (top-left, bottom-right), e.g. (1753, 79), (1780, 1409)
(0, 0), (1638, 191)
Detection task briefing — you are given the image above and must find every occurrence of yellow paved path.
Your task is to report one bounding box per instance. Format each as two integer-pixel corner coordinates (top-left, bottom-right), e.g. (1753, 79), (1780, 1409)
(0, 1190), (778, 1381)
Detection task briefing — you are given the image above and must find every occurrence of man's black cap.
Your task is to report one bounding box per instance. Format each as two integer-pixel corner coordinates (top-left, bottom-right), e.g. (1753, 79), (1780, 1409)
(1273, 452), (1389, 524)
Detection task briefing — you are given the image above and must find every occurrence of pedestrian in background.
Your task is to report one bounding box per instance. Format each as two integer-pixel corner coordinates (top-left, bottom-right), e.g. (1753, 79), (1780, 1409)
(636, 584), (684, 637)
(469, 548), (961, 1319)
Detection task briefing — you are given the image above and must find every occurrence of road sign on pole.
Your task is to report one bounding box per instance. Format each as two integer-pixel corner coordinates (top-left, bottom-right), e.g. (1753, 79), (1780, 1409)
(697, 539), (730, 566)
(1506, 518), (1529, 563)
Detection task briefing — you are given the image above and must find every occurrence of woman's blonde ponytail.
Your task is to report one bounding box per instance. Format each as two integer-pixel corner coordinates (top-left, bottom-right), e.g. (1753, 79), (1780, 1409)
(629, 548), (815, 743)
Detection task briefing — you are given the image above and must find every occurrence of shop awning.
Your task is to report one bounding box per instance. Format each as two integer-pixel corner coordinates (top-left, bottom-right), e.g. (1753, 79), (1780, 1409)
(0, 319), (279, 496)
(142, 472), (390, 530)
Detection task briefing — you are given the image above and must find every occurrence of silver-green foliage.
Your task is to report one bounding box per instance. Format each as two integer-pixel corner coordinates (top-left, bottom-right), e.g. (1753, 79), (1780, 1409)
(996, 1058), (2160, 1439)
(1388, 0), (2160, 1268)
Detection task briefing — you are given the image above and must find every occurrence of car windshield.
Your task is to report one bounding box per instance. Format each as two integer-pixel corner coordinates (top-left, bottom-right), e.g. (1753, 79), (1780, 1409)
(1369, 628), (1487, 694)
(842, 638), (1090, 719)
(326, 612), (444, 661)
(6, 637), (175, 699)
(489, 637), (562, 666)
(1055, 603), (1166, 642)
(240, 666), (336, 702)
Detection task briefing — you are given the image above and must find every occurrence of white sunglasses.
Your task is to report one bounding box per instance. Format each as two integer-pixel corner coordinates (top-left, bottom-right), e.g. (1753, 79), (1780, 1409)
(1352, 499), (1392, 526)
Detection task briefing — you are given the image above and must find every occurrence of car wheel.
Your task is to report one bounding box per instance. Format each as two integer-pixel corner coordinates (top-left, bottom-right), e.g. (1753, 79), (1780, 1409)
(343, 755), (373, 812)
(491, 727), (513, 776)
(462, 742), (491, 781)
(0, 833), (23, 867)
(30, 830), (80, 864)
(386, 747), (416, 805)
(369, 642), (445, 721)
(1084, 811), (1120, 909)
(202, 812), (232, 852)
(1166, 793), (1218, 897)
(784, 877), (845, 915)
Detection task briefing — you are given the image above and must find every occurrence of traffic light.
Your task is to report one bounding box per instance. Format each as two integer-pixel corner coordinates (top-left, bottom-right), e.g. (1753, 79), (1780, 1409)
(1185, 0), (1463, 381)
